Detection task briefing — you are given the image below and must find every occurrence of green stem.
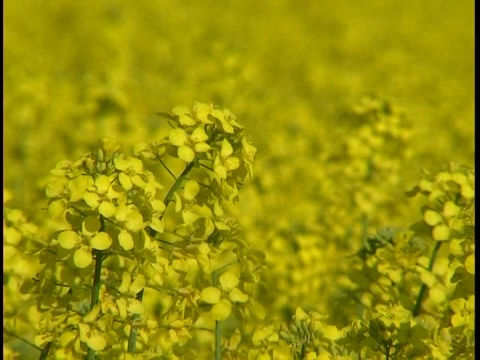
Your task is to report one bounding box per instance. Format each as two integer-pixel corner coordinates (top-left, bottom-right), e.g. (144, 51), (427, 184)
(212, 271), (222, 360)
(127, 161), (196, 352)
(412, 241), (442, 317)
(159, 158), (178, 180)
(3, 328), (42, 352)
(127, 289), (145, 353)
(90, 250), (104, 309)
(163, 160), (195, 209)
(86, 250), (105, 360)
(147, 160), (196, 237)
(39, 342), (52, 360)
(215, 320), (222, 360)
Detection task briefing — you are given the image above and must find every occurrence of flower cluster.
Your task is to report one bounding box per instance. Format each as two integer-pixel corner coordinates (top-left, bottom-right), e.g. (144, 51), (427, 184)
(248, 164), (474, 359)
(7, 103), (263, 359)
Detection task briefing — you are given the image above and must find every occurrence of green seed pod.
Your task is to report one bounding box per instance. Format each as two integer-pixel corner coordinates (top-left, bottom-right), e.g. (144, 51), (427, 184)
(301, 321), (310, 338)
(293, 318), (302, 332)
(289, 324), (299, 335)
(280, 323), (289, 333)
(84, 158), (95, 174)
(106, 161), (116, 175)
(96, 161), (107, 173)
(279, 331), (292, 343)
(96, 148), (105, 162)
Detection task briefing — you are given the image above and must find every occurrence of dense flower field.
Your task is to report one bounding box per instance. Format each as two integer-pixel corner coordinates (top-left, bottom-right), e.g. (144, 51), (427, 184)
(4, 1), (474, 359)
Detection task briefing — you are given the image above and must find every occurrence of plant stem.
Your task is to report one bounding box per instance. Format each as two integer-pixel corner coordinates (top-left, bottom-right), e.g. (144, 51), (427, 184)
(127, 289), (145, 353)
(90, 250), (104, 309)
(126, 161), (195, 353)
(215, 320), (222, 360)
(412, 241), (442, 317)
(39, 342), (52, 360)
(163, 161), (195, 209)
(148, 160), (196, 236)
(3, 328), (42, 352)
(86, 249), (105, 360)
(212, 271), (222, 360)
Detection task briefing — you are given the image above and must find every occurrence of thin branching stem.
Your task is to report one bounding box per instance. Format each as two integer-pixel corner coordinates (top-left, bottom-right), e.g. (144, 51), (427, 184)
(159, 158), (178, 180)
(212, 271), (222, 360)
(163, 160), (196, 209)
(86, 249), (105, 360)
(127, 289), (145, 353)
(127, 160), (195, 353)
(39, 342), (52, 360)
(413, 241), (442, 317)
(4, 328), (42, 351)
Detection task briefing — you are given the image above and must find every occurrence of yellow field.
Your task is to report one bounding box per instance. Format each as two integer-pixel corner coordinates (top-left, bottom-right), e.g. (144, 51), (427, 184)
(4, 1), (474, 358)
